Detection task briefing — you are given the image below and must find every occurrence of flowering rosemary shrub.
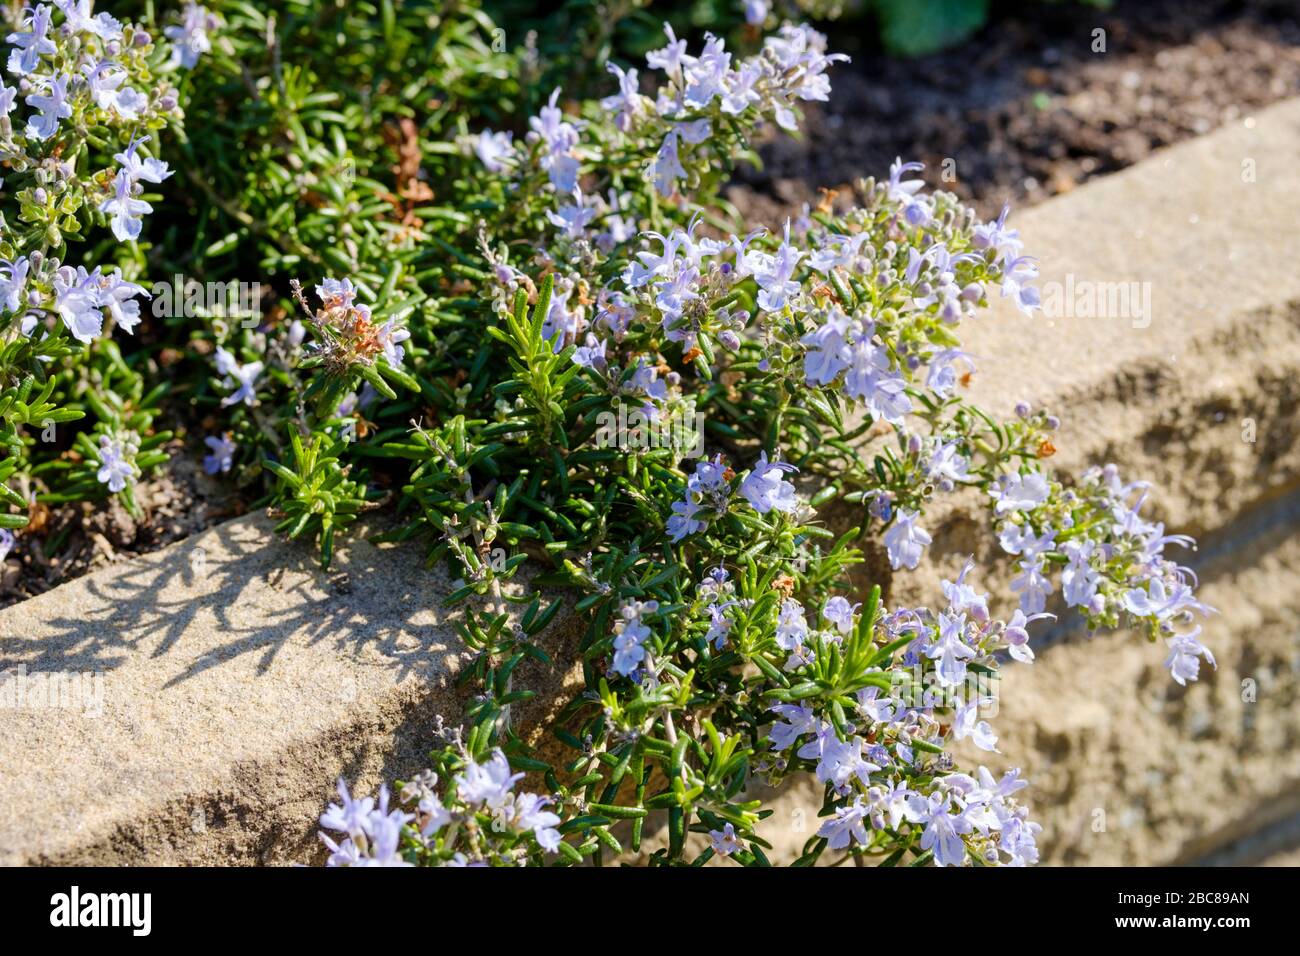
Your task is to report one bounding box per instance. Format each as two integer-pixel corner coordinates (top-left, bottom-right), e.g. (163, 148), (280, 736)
(0, 2), (1214, 867)
(0, 1), (197, 528)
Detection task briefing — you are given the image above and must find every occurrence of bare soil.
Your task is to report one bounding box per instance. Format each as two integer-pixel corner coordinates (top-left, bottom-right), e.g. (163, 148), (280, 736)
(729, 0), (1300, 223)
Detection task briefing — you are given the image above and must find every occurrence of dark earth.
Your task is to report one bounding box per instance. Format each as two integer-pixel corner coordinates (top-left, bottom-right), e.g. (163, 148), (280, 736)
(4, 0), (1298, 606)
(730, 0), (1300, 222)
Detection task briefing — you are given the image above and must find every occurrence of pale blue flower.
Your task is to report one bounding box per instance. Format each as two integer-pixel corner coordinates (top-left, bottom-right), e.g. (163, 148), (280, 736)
(927, 439), (970, 489)
(1004, 608), (1054, 663)
(6, 4), (56, 76)
(739, 450), (798, 514)
(55, 1), (99, 35)
(0, 256), (29, 313)
(1010, 558), (1054, 616)
(705, 601), (734, 649)
(203, 433), (237, 475)
(999, 255), (1041, 316)
(1164, 627), (1215, 686)
(917, 793), (972, 867)
(571, 333), (607, 370)
(768, 702), (816, 750)
(511, 792), (562, 852)
(546, 189), (597, 239)
(884, 507), (931, 570)
(529, 88), (582, 192)
(100, 170), (153, 242)
(941, 559), (988, 622)
(319, 832), (366, 866)
(999, 523), (1055, 559)
(989, 471), (1049, 515)
(316, 277), (357, 307)
(817, 797), (869, 850)
(455, 750), (524, 809)
(215, 349), (263, 407)
(775, 599), (808, 652)
(54, 267), (105, 344)
(1122, 574), (1212, 626)
(814, 732), (879, 793)
(97, 268), (148, 335)
(165, 3), (217, 70)
(807, 231), (869, 274)
(952, 698), (999, 752)
(821, 596), (858, 635)
(645, 23), (689, 78)
(114, 138), (173, 184)
(92, 11), (124, 41)
(926, 611), (975, 687)
(972, 203), (1023, 261)
(417, 795), (452, 838)
(1060, 540), (1100, 608)
(96, 435), (134, 493)
(800, 310), (851, 386)
(473, 129), (514, 173)
(844, 339), (911, 423)
(651, 128), (686, 197)
(753, 222), (803, 312)
(708, 822), (742, 856)
(886, 157), (930, 226)
(720, 60), (761, 115)
(999, 814), (1041, 866)
(320, 778), (376, 837)
(600, 62), (644, 132)
(376, 319), (410, 366)
(683, 34), (730, 109)
(925, 348), (975, 398)
(611, 601), (655, 676)
(24, 74), (72, 141)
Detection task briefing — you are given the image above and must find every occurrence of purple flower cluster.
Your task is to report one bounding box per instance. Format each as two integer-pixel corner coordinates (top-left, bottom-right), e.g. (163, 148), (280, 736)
(611, 599), (658, 677)
(321, 750), (561, 866)
(664, 450), (798, 545)
(996, 462), (1215, 684)
(763, 578), (1047, 866)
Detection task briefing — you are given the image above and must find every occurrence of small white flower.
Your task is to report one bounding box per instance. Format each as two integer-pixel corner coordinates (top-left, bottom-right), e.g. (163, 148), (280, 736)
(203, 434), (237, 475)
(708, 822), (742, 857)
(96, 435), (135, 493)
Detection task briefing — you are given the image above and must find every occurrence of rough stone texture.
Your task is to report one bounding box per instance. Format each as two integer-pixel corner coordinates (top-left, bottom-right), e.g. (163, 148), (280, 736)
(0, 513), (581, 865)
(5, 101), (1300, 867)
